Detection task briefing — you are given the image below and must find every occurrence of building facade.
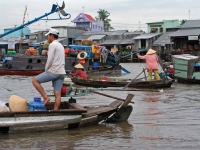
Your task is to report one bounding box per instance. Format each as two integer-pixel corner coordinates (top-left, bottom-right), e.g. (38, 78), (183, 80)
(72, 13), (104, 32)
(169, 20), (200, 55)
(147, 20), (179, 33)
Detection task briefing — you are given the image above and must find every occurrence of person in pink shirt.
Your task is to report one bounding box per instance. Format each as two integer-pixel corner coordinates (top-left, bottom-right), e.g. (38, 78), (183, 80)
(69, 63), (88, 79)
(136, 49), (161, 81)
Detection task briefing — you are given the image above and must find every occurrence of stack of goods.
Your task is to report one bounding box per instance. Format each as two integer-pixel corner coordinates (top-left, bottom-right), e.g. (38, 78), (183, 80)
(194, 44), (199, 51)
(182, 46), (188, 52)
(92, 45), (100, 58)
(25, 47), (38, 55)
(81, 40), (93, 46)
(188, 45), (194, 51)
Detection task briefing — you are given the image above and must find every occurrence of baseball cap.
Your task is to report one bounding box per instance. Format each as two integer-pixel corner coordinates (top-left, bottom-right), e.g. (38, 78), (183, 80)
(45, 28), (59, 36)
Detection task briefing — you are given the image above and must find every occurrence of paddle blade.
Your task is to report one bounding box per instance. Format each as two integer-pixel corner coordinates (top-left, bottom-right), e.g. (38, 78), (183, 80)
(121, 67), (131, 74)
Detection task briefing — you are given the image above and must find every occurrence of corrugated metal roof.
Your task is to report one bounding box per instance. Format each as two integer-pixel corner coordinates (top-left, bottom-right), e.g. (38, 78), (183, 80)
(118, 39), (133, 44)
(170, 28), (200, 37)
(101, 39), (133, 45)
(181, 20), (200, 28)
(112, 30), (128, 35)
(153, 32), (175, 46)
(75, 35), (90, 41)
(124, 31), (144, 35)
(35, 38), (66, 44)
(101, 40), (121, 45)
(87, 35), (106, 40)
(82, 30), (128, 36)
(133, 33), (160, 39)
(84, 13), (95, 21)
(82, 32), (109, 36)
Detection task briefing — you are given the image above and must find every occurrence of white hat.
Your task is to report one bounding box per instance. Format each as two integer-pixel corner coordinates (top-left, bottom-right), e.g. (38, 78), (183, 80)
(170, 65), (173, 68)
(74, 63), (84, 69)
(45, 28), (59, 36)
(146, 49), (156, 55)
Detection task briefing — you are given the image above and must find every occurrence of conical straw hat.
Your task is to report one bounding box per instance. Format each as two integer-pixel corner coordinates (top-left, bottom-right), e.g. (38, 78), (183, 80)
(74, 63), (84, 69)
(9, 95), (28, 112)
(146, 49), (156, 55)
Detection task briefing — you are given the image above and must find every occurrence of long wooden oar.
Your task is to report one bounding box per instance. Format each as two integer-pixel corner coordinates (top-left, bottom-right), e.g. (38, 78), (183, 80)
(96, 88), (163, 92)
(90, 90), (135, 104)
(123, 68), (147, 89)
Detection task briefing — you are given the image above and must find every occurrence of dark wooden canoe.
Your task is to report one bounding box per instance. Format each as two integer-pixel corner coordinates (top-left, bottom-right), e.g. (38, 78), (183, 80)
(71, 77), (175, 88)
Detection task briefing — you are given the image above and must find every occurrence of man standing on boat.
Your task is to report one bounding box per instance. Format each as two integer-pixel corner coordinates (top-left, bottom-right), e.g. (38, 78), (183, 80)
(32, 28), (66, 110)
(136, 49), (161, 81)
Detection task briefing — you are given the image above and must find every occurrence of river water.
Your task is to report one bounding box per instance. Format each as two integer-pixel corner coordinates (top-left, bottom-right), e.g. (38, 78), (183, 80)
(0, 63), (200, 150)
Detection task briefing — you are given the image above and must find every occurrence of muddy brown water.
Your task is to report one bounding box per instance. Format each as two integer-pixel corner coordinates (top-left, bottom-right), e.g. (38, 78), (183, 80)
(0, 63), (200, 150)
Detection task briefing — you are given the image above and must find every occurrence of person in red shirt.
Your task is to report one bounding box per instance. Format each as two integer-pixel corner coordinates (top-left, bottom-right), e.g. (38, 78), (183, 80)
(69, 63), (88, 79)
(168, 65), (174, 74)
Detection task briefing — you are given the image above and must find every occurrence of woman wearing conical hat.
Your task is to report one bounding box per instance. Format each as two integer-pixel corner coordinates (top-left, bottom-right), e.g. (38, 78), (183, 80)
(136, 48), (161, 81)
(69, 63), (88, 79)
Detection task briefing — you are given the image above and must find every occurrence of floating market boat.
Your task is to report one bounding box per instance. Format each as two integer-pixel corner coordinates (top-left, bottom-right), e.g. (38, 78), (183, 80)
(0, 93), (134, 134)
(71, 76), (175, 88)
(0, 44), (122, 76)
(172, 54), (200, 83)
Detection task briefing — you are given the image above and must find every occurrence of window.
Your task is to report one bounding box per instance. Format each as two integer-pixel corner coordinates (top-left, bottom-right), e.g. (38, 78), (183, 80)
(141, 39), (146, 48)
(160, 28), (163, 33)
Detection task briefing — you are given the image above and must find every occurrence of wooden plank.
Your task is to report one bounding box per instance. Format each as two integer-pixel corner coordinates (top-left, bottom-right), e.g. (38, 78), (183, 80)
(70, 103), (87, 111)
(82, 106), (114, 117)
(109, 100), (123, 109)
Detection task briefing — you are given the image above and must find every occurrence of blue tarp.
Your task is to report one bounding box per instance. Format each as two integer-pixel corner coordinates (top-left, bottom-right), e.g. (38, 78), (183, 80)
(29, 43), (40, 47)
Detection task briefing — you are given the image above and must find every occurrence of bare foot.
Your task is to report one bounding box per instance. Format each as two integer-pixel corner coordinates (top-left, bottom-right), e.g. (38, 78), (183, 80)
(43, 97), (50, 104)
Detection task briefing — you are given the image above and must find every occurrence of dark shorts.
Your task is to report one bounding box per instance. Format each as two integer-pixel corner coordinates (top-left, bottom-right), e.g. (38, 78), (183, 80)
(36, 71), (65, 91)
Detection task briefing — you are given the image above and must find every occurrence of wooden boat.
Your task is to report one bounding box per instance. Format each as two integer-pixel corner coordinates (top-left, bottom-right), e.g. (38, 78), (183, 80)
(172, 54), (200, 83)
(0, 93), (134, 134)
(71, 77), (175, 88)
(0, 44), (122, 76)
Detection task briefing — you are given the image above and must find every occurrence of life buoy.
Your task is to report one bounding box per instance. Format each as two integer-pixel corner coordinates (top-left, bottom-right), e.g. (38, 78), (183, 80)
(77, 51), (87, 60)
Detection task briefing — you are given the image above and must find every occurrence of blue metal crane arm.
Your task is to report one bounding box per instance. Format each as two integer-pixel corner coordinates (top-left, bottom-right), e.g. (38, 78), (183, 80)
(0, 4), (59, 38)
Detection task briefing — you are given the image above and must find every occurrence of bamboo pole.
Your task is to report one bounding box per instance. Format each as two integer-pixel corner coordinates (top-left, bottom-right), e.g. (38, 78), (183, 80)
(90, 90), (135, 104)
(123, 68), (147, 89)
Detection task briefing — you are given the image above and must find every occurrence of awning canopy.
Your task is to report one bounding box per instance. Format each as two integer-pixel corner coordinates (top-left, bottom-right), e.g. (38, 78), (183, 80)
(87, 35), (106, 40)
(170, 28), (200, 37)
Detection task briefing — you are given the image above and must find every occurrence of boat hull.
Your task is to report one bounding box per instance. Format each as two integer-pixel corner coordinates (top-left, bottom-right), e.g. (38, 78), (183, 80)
(0, 115), (82, 133)
(72, 77), (175, 88)
(0, 55), (122, 76)
(0, 69), (43, 76)
(0, 97), (130, 134)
